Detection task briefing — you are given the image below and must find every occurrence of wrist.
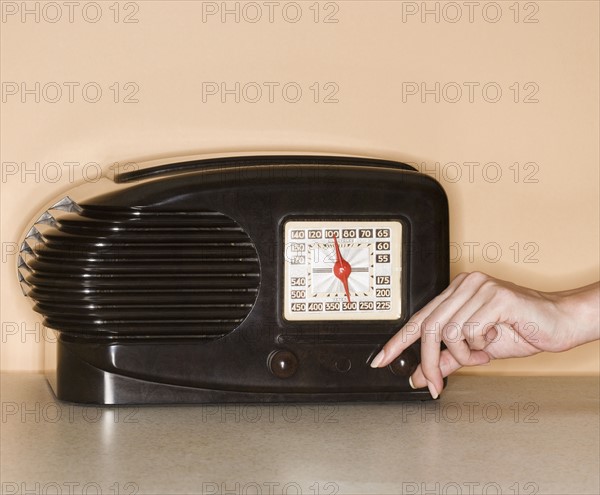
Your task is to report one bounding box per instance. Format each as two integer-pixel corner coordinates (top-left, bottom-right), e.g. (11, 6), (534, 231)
(553, 282), (600, 350)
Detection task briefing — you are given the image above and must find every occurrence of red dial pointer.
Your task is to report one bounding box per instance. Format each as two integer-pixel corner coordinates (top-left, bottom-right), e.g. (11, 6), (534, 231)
(332, 235), (352, 303)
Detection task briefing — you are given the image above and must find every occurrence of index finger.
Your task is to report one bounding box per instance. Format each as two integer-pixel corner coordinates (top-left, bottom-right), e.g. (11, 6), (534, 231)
(371, 272), (470, 368)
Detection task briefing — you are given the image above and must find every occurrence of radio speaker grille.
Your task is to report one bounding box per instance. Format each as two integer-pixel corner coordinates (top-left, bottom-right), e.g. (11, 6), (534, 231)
(18, 199), (260, 341)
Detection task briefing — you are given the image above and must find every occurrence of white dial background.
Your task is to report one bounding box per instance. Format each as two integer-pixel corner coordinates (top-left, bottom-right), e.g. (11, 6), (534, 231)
(283, 220), (402, 321)
(309, 243), (372, 298)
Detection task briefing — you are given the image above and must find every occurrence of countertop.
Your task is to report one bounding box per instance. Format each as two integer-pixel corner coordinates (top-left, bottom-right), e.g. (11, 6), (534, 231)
(0, 374), (598, 495)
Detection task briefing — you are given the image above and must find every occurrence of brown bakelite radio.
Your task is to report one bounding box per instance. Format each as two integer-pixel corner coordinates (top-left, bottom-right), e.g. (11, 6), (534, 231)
(18, 154), (449, 404)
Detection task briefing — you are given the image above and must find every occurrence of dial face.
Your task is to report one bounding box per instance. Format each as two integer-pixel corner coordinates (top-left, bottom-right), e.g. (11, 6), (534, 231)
(283, 220), (402, 321)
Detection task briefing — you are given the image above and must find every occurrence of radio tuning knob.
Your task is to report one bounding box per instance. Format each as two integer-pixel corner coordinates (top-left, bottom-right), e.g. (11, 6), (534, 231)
(268, 349), (298, 379)
(388, 347), (419, 377)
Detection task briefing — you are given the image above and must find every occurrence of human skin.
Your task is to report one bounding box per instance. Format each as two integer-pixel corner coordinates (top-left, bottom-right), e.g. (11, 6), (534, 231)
(370, 272), (600, 399)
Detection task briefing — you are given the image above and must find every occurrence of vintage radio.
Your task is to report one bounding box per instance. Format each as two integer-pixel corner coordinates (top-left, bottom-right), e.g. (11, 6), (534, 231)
(17, 154), (449, 404)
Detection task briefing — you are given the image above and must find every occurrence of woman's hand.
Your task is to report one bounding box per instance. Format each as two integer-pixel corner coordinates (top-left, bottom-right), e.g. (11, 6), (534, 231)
(370, 272), (599, 399)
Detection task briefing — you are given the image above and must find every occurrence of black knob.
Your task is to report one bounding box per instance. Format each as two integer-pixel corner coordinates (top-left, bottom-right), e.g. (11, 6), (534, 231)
(388, 347), (419, 377)
(334, 357), (352, 373)
(268, 349), (298, 379)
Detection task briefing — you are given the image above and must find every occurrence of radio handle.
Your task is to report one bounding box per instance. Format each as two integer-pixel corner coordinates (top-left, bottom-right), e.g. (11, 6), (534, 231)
(114, 155), (417, 183)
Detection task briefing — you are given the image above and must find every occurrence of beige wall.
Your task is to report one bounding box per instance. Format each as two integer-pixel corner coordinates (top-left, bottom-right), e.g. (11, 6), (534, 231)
(1, 0), (598, 374)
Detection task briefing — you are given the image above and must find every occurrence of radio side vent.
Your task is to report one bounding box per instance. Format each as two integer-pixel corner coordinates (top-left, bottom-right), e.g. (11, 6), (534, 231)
(19, 201), (260, 341)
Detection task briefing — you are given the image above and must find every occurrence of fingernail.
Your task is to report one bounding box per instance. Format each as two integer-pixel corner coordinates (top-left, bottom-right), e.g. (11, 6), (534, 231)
(370, 350), (385, 368)
(408, 375), (416, 389)
(426, 380), (439, 399)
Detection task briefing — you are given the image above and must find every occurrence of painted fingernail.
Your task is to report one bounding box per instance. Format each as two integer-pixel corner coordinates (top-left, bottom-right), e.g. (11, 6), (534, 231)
(370, 350), (385, 368)
(408, 375), (416, 389)
(426, 380), (439, 399)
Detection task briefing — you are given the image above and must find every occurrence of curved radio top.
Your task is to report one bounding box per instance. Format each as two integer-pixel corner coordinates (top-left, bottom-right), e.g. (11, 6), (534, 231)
(114, 154), (417, 183)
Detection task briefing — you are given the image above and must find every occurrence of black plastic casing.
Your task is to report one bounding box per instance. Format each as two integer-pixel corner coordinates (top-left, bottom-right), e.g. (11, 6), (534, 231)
(33, 156), (449, 404)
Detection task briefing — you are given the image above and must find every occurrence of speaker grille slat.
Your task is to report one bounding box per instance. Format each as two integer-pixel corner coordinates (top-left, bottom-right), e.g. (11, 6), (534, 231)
(24, 274), (259, 290)
(27, 259), (260, 275)
(35, 303), (254, 319)
(33, 245), (258, 261)
(40, 230), (252, 244)
(21, 203), (261, 340)
(29, 289), (257, 305)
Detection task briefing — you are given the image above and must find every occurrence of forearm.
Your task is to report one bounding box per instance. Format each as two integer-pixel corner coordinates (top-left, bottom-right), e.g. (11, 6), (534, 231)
(551, 282), (600, 350)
